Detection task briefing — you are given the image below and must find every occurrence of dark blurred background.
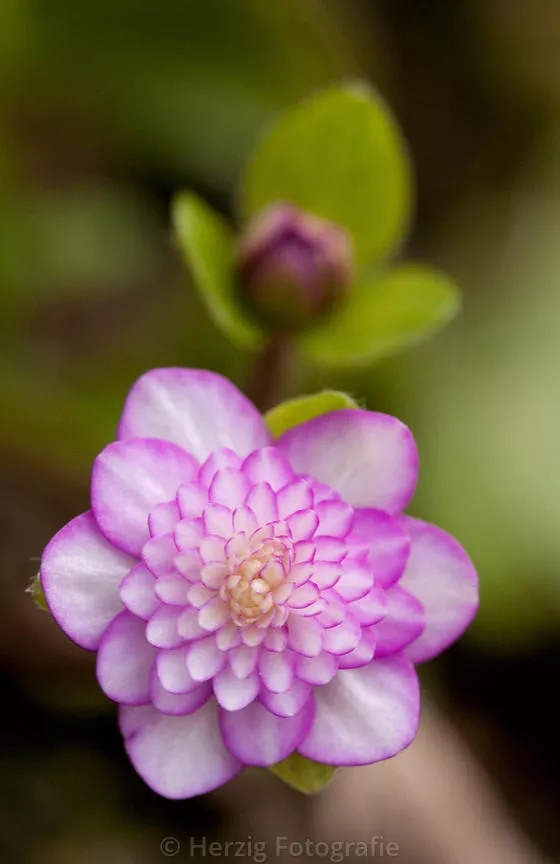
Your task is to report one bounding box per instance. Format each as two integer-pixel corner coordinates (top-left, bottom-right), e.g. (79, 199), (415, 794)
(1, 1), (559, 862)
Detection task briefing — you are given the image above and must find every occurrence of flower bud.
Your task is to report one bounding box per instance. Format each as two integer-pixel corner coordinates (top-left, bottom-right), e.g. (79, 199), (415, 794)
(236, 202), (354, 331)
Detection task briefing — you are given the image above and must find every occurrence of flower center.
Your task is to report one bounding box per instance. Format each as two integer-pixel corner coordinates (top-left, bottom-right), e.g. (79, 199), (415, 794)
(219, 530), (294, 628)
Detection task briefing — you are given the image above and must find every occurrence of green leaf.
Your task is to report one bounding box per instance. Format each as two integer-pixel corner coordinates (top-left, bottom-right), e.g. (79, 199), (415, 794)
(303, 264), (461, 366)
(172, 192), (264, 349)
(240, 83), (412, 267)
(265, 390), (358, 438)
(28, 573), (48, 612)
(269, 752), (338, 794)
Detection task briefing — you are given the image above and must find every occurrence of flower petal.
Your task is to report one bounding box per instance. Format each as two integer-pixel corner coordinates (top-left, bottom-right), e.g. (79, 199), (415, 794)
(287, 615), (323, 657)
(277, 410), (418, 513)
(203, 503), (233, 538)
(92, 438), (198, 555)
(295, 653), (338, 685)
(310, 480), (340, 504)
(232, 506), (258, 534)
(209, 469), (250, 508)
(337, 630), (376, 669)
(198, 597), (230, 632)
(258, 650), (295, 693)
(242, 448), (293, 491)
(371, 585), (425, 658)
(119, 700), (242, 798)
(294, 541), (315, 564)
(148, 500), (180, 536)
(40, 512), (133, 650)
(142, 533), (178, 578)
(322, 616), (361, 655)
(399, 517), (478, 663)
(348, 585), (387, 626)
(310, 562), (341, 590)
(259, 678), (313, 717)
(216, 622), (242, 650)
(175, 517), (204, 550)
(177, 482), (208, 519)
(177, 607), (206, 641)
(198, 536), (226, 564)
(334, 562), (374, 602)
(154, 573), (191, 606)
(186, 636), (226, 681)
(96, 611), (156, 704)
(118, 368), (270, 460)
(315, 596), (346, 629)
(263, 628), (288, 652)
(229, 645), (260, 678)
(276, 479), (313, 519)
(199, 449), (242, 488)
(299, 657), (419, 765)
(350, 508), (410, 588)
(150, 671), (212, 715)
(120, 563), (158, 620)
(241, 626), (267, 647)
(316, 500), (353, 538)
(175, 555), (200, 582)
(201, 562), (228, 590)
(286, 509), (319, 542)
(156, 646), (201, 694)
(146, 606), (184, 648)
(187, 583), (215, 609)
(220, 698), (314, 766)
(245, 482), (277, 523)
(288, 583), (320, 610)
(213, 667), (260, 711)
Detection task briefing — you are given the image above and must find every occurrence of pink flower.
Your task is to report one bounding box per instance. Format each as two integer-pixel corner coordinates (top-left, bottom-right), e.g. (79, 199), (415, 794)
(40, 368), (478, 799)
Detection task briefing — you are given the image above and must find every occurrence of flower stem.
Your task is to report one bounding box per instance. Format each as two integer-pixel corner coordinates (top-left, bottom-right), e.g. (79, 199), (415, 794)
(246, 335), (294, 413)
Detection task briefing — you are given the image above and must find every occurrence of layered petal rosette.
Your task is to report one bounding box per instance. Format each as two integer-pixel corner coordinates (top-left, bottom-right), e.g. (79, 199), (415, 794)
(40, 369), (478, 798)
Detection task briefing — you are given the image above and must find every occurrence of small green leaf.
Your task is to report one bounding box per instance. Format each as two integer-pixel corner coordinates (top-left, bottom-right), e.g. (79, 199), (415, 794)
(172, 192), (264, 349)
(269, 752), (338, 794)
(303, 264), (461, 366)
(240, 83), (412, 267)
(265, 390), (358, 438)
(28, 573), (48, 612)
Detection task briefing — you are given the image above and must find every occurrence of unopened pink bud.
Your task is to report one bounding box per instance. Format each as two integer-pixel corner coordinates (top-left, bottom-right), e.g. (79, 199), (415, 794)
(236, 202), (354, 331)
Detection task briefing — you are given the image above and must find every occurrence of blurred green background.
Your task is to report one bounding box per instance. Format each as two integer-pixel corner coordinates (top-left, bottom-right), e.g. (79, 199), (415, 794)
(1, 1), (559, 862)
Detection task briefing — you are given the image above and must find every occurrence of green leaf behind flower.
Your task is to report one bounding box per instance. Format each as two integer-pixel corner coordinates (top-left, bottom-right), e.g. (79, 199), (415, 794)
(172, 192), (263, 349)
(240, 83), (412, 267)
(303, 264), (461, 366)
(265, 390), (358, 438)
(269, 752), (337, 794)
(28, 573), (48, 612)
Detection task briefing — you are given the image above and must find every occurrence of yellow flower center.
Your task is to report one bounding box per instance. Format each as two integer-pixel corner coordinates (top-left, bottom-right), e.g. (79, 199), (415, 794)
(220, 531), (294, 628)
